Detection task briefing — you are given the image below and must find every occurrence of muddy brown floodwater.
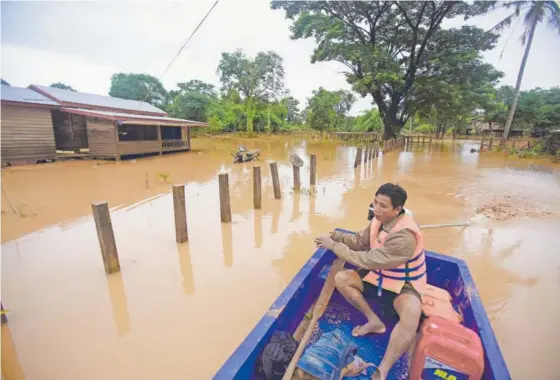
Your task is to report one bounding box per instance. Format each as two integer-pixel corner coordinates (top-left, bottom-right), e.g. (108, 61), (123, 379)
(1, 136), (560, 379)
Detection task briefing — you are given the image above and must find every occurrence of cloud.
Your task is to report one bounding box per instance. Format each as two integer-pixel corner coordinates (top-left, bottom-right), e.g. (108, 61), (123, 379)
(1, 0), (558, 117)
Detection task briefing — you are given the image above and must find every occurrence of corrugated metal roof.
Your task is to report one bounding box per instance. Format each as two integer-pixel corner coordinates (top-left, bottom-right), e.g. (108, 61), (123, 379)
(31, 85), (166, 115)
(1, 85), (59, 106)
(60, 107), (208, 127)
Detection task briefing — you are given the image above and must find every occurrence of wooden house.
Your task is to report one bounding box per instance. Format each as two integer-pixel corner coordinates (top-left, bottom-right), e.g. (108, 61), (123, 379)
(1, 85), (59, 165)
(1, 84), (207, 165)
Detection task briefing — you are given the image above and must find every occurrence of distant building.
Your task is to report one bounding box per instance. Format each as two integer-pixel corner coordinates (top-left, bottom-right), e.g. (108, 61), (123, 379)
(1, 84), (207, 166)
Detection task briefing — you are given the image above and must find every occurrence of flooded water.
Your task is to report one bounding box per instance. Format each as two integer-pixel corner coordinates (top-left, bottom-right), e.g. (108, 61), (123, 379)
(2, 136), (559, 379)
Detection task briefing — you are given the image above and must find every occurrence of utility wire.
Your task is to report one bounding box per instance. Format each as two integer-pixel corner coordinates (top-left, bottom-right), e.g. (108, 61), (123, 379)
(141, 0), (220, 104)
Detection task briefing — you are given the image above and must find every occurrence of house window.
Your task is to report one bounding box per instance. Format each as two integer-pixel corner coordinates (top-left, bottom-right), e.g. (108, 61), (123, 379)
(118, 125), (158, 141)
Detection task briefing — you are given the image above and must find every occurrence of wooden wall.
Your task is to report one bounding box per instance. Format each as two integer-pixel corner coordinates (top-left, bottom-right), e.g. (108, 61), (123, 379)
(52, 110), (88, 151)
(86, 118), (117, 159)
(116, 141), (161, 155)
(1, 104), (56, 164)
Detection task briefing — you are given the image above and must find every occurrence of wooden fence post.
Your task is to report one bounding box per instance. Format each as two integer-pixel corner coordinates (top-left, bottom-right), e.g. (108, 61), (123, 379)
(310, 154), (317, 187)
(270, 162), (281, 199)
(293, 165), (301, 191)
(354, 147), (362, 168)
(1, 303), (7, 324)
(172, 185), (188, 243)
(218, 173), (232, 223)
(253, 166), (262, 209)
(92, 202), (120, 274)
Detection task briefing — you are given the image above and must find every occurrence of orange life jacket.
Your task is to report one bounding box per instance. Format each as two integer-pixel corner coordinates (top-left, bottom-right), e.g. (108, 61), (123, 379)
(362, 214), (427, 297)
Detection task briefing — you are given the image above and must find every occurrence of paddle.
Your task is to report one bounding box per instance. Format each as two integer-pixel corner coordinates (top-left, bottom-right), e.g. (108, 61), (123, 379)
(419, 221), (471, 229)
(282, 257), (346, 380)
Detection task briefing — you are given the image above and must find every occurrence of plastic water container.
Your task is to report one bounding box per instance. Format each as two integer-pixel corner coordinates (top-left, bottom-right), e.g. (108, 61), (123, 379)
(421, 285), (462, 323)
(409, 316), (485, 380)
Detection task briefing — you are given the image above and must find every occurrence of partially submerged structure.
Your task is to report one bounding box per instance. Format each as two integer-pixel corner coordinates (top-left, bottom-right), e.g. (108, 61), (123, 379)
(1, 84), (206, 165)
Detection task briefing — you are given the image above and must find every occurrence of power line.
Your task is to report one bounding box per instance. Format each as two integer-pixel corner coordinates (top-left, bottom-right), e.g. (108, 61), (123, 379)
(159, 0), (220, 79)
(141, 0), (220, 104)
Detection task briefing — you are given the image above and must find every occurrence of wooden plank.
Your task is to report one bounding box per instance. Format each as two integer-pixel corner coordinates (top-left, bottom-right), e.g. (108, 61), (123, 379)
(270, 162), (281, 199)
(293, 165), (301, 191)
(172, 185), (188, 243)
(219, 173), (232, 223)
(91, 202), (120, 274)
(310, 154), (317, 187)
(354, 147), (362, 168)
(253, 166), (262, 209)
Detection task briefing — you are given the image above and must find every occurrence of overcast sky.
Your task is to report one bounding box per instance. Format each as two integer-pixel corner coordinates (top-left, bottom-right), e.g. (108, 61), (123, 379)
(2, 0), (559, 115)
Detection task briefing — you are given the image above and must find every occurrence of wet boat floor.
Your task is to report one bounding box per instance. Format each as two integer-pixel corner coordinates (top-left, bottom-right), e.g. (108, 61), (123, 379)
(309, 291), (410, 379)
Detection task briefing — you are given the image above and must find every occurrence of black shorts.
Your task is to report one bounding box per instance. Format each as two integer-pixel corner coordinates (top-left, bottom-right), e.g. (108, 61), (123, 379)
(356, 269), (425, 327)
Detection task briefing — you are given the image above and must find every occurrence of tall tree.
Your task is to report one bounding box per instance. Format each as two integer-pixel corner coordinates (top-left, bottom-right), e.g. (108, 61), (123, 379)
(487, 1), (560, 141)
(281, 96), (302, 124)
(109, 73), (167, 108)
(305, 87), (355, 131)
(217, 50), (285, 133)
(177, 80), (217, 97)
(272, 1), (498, 138)
(50, 82), (76, 91)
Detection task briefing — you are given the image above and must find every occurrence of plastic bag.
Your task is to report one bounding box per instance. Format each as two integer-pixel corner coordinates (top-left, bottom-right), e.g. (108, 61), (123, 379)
(256, 331), (298, 380)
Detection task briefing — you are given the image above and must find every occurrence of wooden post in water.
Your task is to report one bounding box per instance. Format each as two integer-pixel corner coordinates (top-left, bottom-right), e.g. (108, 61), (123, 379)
(253, 166), (262, 209)
(364, 145), (370, 162)
(218, 173), (232, 223)
(488, 137), (494, 151)
(480, 137), (485, 151)
(172, 185), (188, 243)
(1, 303), (7, 324)
(293, 165), (301, 191)
(310, 154), (317, 187)
(270, 162), (282, 199)
(92, 201), (121, 274)
(354, 147), (362, 168)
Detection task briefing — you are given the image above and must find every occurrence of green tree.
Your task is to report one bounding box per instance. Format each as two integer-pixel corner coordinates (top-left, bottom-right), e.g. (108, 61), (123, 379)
(281, 96), (302, 125)
(50, 82), (76, 91)
(177, 80), (217, 97)
(217, 50), (285, 133)
(109, 73), (168, 108)
(486, 1), (560, 141)
(272, 1), (498, 139)
(305, 88), (355, 131)
(168, 80), (218, 121)
(354, 109), (383, 132)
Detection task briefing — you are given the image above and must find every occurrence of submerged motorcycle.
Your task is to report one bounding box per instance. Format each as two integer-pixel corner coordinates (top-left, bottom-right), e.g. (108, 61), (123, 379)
(232, 146), (261, 163)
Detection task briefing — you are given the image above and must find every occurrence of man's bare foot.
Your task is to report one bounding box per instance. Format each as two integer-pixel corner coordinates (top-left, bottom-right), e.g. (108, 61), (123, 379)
(371, 369), (386, 380)
(352, 321), (386, 336)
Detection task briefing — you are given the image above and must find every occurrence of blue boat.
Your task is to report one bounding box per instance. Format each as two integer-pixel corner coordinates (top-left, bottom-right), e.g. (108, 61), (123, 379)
(214, 229), (511, 379)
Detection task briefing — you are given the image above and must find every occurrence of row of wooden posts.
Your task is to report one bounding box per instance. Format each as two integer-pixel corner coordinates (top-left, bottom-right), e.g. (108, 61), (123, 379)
(92, 155), (318, 275)
(384, 137), (405, 152)
(353, 143), (380, 168)
(405, 135), (433, 147)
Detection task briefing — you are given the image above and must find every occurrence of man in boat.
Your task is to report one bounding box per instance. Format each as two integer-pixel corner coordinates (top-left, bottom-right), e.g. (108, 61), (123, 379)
(314, 183), (426, 380)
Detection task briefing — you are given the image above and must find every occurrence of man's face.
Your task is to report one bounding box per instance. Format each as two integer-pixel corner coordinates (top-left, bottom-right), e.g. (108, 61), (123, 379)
(373, 194), (401, 223)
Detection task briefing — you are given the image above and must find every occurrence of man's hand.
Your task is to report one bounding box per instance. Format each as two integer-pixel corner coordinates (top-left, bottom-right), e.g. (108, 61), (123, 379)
(314, 236), (335, 251)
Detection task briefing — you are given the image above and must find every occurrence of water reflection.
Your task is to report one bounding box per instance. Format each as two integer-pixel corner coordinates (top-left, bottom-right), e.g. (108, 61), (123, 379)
(253, 210), (263, 248)
(221, 223), (233, 268)
(106, 273), (130, 337)
(177, 243), (195, 295)
(1, 325), (26, 380)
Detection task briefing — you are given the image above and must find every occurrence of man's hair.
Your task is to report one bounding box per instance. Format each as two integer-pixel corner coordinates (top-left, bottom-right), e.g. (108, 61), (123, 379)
(375, 183), (407, 209)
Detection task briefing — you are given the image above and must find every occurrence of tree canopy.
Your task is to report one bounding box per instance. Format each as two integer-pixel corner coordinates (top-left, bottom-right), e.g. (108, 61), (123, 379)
(305, 87), (355, 131)
(109, 73), (167, 108)
(217, 50), (285, 133)
(50, 82), (76, 91)
(272, 1), (501, 138)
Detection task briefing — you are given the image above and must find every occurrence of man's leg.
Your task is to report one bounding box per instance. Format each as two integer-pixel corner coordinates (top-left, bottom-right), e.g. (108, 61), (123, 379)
(334, 270), (386, 336)
(373, 292), (422, 380)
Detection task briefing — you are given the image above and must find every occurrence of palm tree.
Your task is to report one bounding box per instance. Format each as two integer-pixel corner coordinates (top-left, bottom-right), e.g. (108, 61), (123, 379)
(490, 1), (560, 141)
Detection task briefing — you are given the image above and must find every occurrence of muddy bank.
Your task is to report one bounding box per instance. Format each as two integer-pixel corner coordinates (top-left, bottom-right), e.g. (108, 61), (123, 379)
(1, 137), (560, 379)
